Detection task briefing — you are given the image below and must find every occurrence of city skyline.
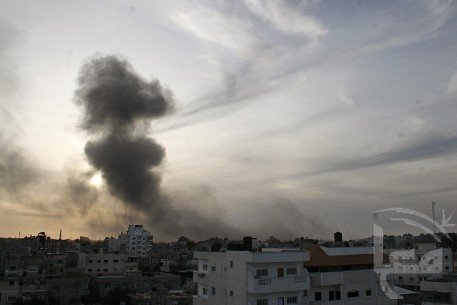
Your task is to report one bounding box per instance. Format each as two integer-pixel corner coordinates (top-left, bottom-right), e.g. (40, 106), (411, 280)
(1, 0), (457, 241)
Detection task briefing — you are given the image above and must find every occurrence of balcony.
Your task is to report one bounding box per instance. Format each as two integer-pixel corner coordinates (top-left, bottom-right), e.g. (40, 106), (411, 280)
(247, 275), (310, 294)
(193, 271), (209, 285)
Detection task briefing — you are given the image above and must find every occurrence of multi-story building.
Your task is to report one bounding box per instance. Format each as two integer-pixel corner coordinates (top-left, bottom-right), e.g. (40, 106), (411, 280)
(388, 240), (453, 289)
(77, 253), (138, 275)
(0, 279), (48, 305)
(193, 248), (311, 305)
(304, 246), (395, 305)
(107, 225), (153, 256)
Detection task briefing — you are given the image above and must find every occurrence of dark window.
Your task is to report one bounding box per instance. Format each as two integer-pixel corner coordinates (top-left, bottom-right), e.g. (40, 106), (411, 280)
(257, 299), (268, 305)
(347, 290), (359, 298)
(287, 296), (297, 303)
(211, 266), (216, 272)
(256, 269), (268, 277)
(211, 287), (216, 295)
(229, 291), (233, 296)
(315, 292), (321, 301)
(366, 288), (372, 296)
(230, 261), (234, 268)
(286, 267), (297, 275)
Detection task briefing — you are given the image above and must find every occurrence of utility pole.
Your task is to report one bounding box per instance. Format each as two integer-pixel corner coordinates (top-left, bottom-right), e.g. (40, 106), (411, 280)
(432, 201), (436, 234)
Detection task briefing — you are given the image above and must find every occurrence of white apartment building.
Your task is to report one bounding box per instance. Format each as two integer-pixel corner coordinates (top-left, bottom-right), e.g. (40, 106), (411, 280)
(107, 225), (153, 256)
(388, 241), (453, 288)
(78, 253), (138, 275)
(304, 246), (396, 305)
(193, 249), (311, 305)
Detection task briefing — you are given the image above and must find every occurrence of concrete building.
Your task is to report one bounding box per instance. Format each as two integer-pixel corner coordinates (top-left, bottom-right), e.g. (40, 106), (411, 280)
(108, 225), (153, 256)
(0, 279), (48, 305)
(388, 240), (453, 289)
(78, 253), (138, 275)
(47, 274), (91, 305)
(304, 246), (395, 305)
(193, 248), (310, 305)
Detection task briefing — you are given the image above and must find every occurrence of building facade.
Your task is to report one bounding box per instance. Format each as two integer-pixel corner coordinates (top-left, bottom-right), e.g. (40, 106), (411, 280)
(193, 249), (310, 305)
(108, 225), (153, 256)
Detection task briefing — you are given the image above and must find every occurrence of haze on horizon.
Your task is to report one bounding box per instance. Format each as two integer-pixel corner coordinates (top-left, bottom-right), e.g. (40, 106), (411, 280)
(1, 0), (457, 242)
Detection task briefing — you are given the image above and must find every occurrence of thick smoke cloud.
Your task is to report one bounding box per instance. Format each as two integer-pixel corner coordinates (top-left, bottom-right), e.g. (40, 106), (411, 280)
(74, 55), (242, 239)
(75, 55), (172, 212)
(75, 56), (173, 132)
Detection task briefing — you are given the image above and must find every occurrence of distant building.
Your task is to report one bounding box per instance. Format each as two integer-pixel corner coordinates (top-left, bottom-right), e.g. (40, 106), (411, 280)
(77, 253), (138, 275)
(107, 225), (153, 256)
(388, 239), (453, 289)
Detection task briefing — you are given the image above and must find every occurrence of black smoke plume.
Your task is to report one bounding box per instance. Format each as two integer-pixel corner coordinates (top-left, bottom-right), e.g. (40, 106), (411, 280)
(75, 55), (242, 239)
(75, 55), (173, 212)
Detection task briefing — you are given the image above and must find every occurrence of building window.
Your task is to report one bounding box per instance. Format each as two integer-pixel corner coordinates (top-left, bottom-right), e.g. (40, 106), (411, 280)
(257, 299), (268, 305)
(211, 287), (216, 295)
(88, 260), (93, 263)
(88, 269), (93, 272)
(229, 291), (233, 296)
(445, 255), (449, 259)
(211, 266), (216, 272)
(286, 296), (297, 303)
(202, 288), (208, 296)
(202, 264), (208, 271)
(366, 288), (372, 297)
(329, 290), (341, 300)
(314, 292), (321, 301)
(113, 260), (119, 263)
(104, 260), (108, 263)
(286, 267), (297, 275)
(347, 290), (359, 298)
(230, 261), (234, 268)
(256, 269), (268, 277)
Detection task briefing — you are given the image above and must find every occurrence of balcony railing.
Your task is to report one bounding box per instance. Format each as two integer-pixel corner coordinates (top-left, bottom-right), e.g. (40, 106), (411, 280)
(247, 275), (310, 294)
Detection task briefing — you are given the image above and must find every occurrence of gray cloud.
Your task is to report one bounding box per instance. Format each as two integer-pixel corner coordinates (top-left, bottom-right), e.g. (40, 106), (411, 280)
(314, 134), (457, 175)
(0, 135), (38, 193)
(252, 197), (332, 240)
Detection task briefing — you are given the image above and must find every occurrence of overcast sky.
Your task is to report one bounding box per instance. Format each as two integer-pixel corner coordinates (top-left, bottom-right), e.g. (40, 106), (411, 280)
(1, 0), (457, 241)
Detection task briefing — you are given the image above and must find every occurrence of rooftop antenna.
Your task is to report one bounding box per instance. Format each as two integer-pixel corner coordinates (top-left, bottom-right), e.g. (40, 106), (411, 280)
(432, 201), (436, 234)
(59, 229), (62, 240)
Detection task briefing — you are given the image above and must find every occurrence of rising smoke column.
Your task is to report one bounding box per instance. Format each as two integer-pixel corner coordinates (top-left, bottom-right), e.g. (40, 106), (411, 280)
(75, 55), (174, 212)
